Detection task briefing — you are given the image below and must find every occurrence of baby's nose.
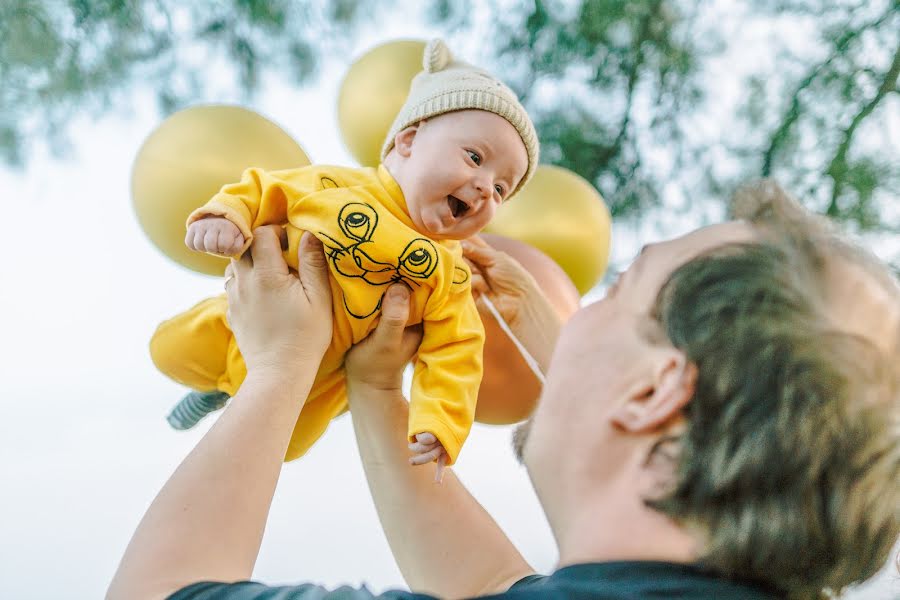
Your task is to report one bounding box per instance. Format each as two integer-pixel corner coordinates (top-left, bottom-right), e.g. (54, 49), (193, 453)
(475, 178), (492, 199)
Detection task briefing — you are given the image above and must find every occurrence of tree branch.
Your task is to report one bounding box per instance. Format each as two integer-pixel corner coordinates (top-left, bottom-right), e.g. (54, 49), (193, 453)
(826, 38), (900, 215)
(761, 8), (894, 175)
(612, 1), (663, 159)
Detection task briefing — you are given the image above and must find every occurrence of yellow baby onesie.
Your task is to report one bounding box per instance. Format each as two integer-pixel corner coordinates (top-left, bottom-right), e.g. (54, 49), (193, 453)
(150, 164), (484, 464)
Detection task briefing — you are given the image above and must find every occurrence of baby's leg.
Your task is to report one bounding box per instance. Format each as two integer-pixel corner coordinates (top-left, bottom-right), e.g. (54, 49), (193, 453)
(284, 367), (348, 461)
(151, 295), (247, 428)
(150, 295), (235, 392)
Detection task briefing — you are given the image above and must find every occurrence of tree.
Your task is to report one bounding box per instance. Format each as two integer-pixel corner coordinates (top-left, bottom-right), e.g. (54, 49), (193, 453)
(2, 0), (897, 264)
(743, 0), (899, 234)
(0, 0), (366, 164)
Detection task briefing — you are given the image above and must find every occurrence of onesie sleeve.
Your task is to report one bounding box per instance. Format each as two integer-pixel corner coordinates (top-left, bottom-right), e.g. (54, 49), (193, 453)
(186, 167), (307, 256)
(408, 259), (485, 466)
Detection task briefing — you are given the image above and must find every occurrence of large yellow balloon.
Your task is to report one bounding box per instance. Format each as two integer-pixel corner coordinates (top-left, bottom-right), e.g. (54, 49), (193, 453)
(338, 40), (425, 167)
(485, 165), (612, 294)
(132, 105), (310, 276)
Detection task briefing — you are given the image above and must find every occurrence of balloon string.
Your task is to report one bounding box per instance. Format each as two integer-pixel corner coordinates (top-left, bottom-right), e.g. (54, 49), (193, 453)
(480, 295), (547, 386)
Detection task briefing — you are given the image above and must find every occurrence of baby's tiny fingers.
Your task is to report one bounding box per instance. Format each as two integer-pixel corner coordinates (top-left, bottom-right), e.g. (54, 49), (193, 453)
(409, 446), (444, 465)
(203, 227), (220, 253)
(408, 440), (440, 454)
(415, 432), (437, 445)
(229, 234), (244, 256)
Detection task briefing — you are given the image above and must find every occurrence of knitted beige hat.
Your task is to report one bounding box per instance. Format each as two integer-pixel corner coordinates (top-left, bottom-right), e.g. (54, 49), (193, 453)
(381, 39), (539, 197)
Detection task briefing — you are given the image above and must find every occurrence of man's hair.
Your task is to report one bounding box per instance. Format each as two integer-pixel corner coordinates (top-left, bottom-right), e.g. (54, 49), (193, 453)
(647, 180), (900, 599)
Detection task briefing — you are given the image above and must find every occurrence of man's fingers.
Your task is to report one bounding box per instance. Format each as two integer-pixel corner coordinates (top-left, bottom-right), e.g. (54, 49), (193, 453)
(470, 273), (488, 296)
(400, 324), (424, 353)
(249, 226), (287, 273)
(231, 251), (252, 278)
(461, 238), (496, 267)
(298, 232), (331, 300)
(374, 284), (411, 343)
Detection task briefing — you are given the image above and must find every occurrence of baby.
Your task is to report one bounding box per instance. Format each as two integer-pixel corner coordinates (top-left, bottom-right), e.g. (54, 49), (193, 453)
(151, 39), (538, 471)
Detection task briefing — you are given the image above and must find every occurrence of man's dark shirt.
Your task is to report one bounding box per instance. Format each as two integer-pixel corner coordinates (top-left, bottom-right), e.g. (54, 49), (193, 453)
(168, 561), (782, 599)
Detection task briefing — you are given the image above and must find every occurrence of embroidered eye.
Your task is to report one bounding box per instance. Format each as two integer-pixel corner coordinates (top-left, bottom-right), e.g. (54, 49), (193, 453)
(399, 239), (438, 279)
(346, 212), (368, 227)
(338, 203), (378, 242)
(407, 249), (428, 266)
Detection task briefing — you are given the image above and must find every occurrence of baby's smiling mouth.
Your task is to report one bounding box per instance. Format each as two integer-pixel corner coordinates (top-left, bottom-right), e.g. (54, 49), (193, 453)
(448, 195), (470, 219)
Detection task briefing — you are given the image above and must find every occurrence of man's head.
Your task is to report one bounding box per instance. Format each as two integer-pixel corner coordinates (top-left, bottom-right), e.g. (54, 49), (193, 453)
(519, 181), (900, 598)
(382, 39), (537, 241)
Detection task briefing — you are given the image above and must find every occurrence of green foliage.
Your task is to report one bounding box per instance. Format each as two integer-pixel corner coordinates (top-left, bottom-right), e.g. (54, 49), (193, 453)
(0, 0), (366, 165)
(743, 0), (899, 233)
(459, 0), (714, 219)
(1, 0), (897, 242)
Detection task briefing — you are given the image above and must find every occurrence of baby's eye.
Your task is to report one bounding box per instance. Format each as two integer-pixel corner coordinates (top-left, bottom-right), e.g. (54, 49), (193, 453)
(467, 150), (482, 165)
(494, 184), (505, 197)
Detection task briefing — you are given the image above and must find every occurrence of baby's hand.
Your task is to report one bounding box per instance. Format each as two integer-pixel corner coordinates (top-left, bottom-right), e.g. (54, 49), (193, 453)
(409, 432), (448, 484)
(186, 217), (245, 256)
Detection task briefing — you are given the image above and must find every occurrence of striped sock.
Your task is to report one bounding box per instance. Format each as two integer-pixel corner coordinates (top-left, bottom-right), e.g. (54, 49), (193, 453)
(166, 390), (230, 430)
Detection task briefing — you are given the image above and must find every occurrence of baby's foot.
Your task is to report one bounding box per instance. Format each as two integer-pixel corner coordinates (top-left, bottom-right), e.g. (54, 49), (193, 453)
(167, 390), (230, 430)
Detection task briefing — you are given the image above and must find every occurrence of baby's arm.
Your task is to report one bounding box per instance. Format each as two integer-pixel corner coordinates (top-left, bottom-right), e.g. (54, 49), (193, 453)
(186, 167), (299, 257)
(185, 217), (245, 256)
(408, 273), (485, 471)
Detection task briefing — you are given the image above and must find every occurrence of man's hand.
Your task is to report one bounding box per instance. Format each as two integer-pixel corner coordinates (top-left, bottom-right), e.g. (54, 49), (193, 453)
(345, 284), (422, 392)
(186, 216), (245, 256)
(462, 236), (539, 329)
(225, 226), (333, 377)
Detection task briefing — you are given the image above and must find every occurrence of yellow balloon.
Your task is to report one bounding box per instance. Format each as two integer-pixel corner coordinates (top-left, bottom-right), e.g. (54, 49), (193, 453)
(338, 40), (425, 167)
(131, 105), (310, 276)
(485, 165), (612, 295)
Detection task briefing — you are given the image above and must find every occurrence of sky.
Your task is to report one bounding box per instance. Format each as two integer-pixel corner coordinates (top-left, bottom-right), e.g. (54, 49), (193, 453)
(0, 3), (897, 599)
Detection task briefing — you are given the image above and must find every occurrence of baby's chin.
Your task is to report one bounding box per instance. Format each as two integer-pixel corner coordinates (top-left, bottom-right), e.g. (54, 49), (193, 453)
(414, 208), (477, 240)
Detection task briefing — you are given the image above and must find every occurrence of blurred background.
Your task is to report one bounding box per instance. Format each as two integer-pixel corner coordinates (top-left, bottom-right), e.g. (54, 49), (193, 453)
(0, 1), (897, 598)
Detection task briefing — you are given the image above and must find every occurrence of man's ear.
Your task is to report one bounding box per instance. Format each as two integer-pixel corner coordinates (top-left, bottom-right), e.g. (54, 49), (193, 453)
(394, 123), (421, 158)
(611, 350), (697, 433)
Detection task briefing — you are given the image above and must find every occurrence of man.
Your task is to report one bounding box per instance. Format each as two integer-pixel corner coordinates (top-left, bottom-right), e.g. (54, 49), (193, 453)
(108, 181), (899, 599)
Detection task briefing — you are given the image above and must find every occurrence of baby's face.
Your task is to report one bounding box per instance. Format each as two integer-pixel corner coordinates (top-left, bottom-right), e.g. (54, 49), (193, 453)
(397, 110), (528, 240)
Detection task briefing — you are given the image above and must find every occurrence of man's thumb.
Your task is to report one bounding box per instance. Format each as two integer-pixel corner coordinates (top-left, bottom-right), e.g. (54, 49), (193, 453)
(299, 232), (330, 292)
(377, 284), (411, 338)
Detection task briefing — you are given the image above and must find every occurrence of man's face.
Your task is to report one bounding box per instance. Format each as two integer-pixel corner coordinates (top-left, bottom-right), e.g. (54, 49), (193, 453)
(517, 222), (758, 484)
(397, 110), (528, 241)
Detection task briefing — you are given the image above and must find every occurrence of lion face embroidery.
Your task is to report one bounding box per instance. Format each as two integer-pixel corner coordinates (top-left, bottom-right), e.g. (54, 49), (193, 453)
(319, 203), (440, 318)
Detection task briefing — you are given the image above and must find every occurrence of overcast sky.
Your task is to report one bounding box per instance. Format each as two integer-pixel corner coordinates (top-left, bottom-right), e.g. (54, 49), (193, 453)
(0, 3), (896, 599)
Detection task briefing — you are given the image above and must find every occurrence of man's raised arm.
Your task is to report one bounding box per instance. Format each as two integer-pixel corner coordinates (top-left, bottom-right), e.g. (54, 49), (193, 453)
(345, 284), (535, 599)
